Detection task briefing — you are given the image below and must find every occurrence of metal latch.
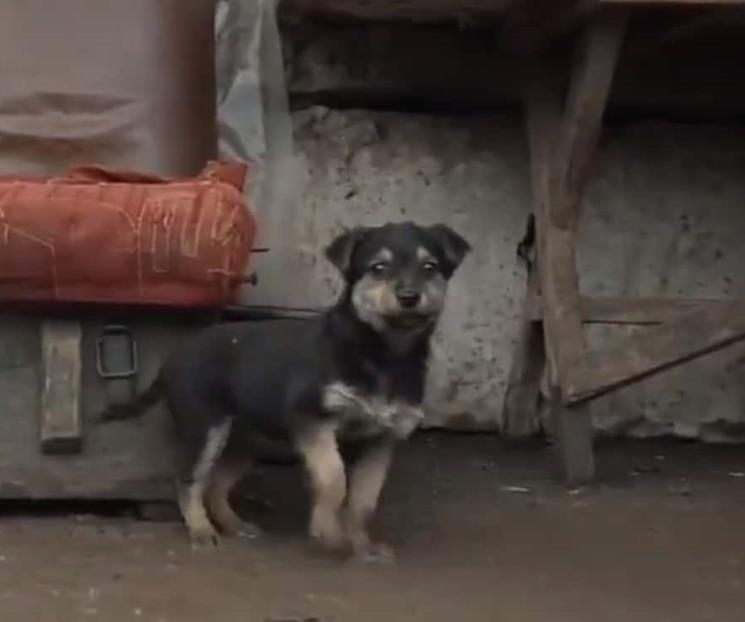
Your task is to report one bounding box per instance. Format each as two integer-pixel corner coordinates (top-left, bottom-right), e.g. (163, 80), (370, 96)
(96, 324), (139, 410)
(96, 324), (138, 379)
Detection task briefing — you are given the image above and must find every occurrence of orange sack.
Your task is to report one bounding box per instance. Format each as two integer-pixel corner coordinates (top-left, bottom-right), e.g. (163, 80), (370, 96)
(0, 161), (256, 309)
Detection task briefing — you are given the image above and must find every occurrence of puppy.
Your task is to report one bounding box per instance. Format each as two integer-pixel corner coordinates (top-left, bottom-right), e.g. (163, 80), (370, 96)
(101, 221), (470, 561)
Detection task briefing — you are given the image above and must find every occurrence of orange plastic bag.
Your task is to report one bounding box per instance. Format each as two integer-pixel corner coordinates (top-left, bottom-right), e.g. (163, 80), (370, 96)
(0, 161), (256, 309)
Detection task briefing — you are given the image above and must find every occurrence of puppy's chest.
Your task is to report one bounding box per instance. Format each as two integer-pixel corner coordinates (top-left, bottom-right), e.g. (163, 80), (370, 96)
(321, 379), (423, 440)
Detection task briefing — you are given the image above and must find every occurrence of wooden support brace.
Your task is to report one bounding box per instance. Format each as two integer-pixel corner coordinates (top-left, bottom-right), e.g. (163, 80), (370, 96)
(552, 6), (629, 229)
(566, 304), (745, 404)
(501, 273), (545, 438)
(523, 72), (595, 475)
(520, 8), (627, 482)
(40, 320), (83, 454)
(530, 295), (745, 325)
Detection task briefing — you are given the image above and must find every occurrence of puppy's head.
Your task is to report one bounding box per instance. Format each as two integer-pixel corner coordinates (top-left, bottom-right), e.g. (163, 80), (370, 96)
(326, 222), (471, 333)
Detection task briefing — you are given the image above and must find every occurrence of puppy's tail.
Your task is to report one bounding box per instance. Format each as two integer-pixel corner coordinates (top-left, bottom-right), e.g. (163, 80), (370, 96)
(98, 375), (164, 422)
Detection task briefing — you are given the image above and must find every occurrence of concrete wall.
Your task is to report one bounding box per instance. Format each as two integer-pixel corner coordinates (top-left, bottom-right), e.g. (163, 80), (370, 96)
(261, 106), (745, 442)
(238, 19), (745, 441)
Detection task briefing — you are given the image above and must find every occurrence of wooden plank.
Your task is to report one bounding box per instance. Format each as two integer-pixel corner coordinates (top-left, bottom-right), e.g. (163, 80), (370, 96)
(280, 0), (514, 22)
(524, 68), (596, 480)
(503, 0), (745, 53)
(566, 305), (745, 404)
(502, 1), (601, 53)
(583, 297), (745, 324)
(529, 295), (745, 325)
(626, 10), (741, 60)
(501, 274), (545, 438)
(523, 59), (565, 386)
(40, 320), (83, 454)
(524, 10), (626, 482)
(603, 0), (745, 5)
(530, 7), (628, 393)
(281, 0), (745, 24)
(552, 7), (629, 228)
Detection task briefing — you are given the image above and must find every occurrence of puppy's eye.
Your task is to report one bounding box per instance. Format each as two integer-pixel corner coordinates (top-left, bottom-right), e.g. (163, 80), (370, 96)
(369, 262), (388, 275)
(422, 261), (438, 273)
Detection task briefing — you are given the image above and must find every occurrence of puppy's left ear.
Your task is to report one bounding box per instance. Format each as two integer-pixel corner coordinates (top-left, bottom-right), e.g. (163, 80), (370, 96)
(429, 224), (471, 273)
(325, 227), (371, 276)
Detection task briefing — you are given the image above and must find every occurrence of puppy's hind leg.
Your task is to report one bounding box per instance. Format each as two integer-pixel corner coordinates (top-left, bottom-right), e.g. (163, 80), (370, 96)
(206, 454), (262, 539)
(177, 418), (232, 548)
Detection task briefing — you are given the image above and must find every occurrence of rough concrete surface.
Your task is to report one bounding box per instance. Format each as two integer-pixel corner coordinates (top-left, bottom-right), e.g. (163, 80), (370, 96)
(264, 107), (745, 440)
(0, 434), (743, 622)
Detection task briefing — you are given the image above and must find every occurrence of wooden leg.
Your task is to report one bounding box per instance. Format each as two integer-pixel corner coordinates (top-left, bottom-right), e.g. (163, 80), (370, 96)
(550, 390), (595, 484)
(521, 11), (627, 481)
(503, 218), (545, 438)
(502, 313), (545, 438)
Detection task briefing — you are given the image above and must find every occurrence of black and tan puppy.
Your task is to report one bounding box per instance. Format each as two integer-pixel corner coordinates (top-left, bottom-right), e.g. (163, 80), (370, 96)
(102, 221), (470, 561)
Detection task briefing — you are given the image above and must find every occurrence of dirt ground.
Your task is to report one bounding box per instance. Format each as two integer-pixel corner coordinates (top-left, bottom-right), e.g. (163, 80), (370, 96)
(0, 434), (743, 622)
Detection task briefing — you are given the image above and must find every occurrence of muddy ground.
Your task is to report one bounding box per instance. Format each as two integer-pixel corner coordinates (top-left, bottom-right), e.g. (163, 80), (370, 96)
(0, 434), (743, 622)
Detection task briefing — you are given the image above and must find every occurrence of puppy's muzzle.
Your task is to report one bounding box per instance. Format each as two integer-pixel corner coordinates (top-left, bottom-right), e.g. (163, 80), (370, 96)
(395, 289), (420, 309)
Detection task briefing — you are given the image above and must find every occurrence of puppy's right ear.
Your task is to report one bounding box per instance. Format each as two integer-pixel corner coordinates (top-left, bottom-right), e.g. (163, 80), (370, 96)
(325, 227), (371, 276)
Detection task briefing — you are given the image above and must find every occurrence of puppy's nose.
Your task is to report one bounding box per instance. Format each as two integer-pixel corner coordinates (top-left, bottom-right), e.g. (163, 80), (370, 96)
(396, 290), (421, 308)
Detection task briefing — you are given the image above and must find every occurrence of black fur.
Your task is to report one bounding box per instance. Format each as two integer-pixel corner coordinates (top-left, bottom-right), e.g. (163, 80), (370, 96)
(102, 221), (468, 447)
(99, 221), (470, 556)
(100, 282), (432, 450)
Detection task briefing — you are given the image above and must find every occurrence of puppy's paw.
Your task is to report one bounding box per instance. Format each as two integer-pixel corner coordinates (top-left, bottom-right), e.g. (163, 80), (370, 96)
(234, 521), (264, 540)
(188, 525), (221, 549)
(353, 541), (396, 564)
(309, 511), (346, 552)
(214, 511), (264, 540)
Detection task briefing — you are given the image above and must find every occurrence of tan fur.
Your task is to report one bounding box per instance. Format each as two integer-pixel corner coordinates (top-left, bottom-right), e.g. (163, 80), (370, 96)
(344, 440), (394, 557)
(416, 246), (434, 262)
(178, 419), (232, 546)
(206, 457), (261, 537)
(178, 480), (219, 546)
(296, 423), (347, 550)
(352, 276), (400, 330)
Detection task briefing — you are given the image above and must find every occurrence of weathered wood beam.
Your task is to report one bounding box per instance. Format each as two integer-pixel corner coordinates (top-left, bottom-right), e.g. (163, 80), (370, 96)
(501, 274), (545, 438)
(553, 7), (629, 226)
(280, 0), (513, 23)
(529, 296), (745, 325)
(524, 63), (590, 475)
(524, 61), (565, 385)
(566, 304), (745, 404)
(626, 9), (745, 60)
(534, 8), (628, 392)
(603, 0), (745, 5)
(502, 0), (601, 53)
(524, 70), (596, 479)
(40, 320), (83, 454)
(524, 9), (626, 482)
(280, 0), (745, 27)
(503, 0), (745, 54)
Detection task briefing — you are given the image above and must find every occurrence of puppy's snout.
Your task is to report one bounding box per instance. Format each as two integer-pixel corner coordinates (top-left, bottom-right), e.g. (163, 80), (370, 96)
(396, 289), (421, 309)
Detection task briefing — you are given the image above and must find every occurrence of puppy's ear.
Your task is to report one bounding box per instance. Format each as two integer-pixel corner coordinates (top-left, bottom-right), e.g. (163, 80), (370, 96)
(325, 227), (371, 276)
(429, 224), (471, 273)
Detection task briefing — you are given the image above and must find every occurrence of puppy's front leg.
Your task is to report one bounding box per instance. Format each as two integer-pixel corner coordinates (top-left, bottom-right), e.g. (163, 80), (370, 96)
(296, 422), (347, 551)
(344, 437), (395, 562)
